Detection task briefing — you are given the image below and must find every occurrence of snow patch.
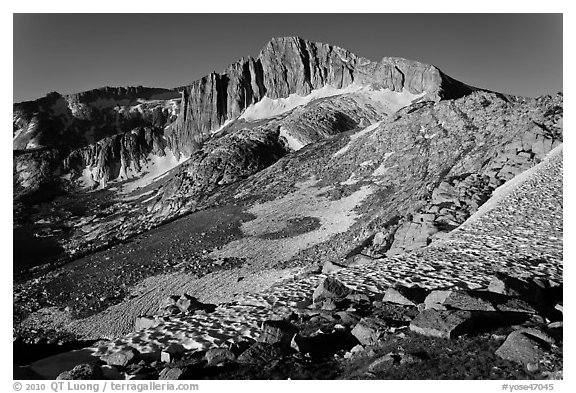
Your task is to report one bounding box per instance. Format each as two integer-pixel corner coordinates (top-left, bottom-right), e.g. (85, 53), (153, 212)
(333, 120), (383, 157)
(239, 84), (425, 122)
(121, 151), (188, 193)
(26, 140), (40, 149)
(340, 175), (360, 186)
(122, 189), (155, 202)
(240, 84), (364, 121)
(372, 152), (395, 177)
(80, 167), (98, 189)
(34, 219), (52, 225)
(211, 119), (233, 135)
(141, 193), (159, 204)
(363, 89), (426, 113)
(279, 126), (305, 151)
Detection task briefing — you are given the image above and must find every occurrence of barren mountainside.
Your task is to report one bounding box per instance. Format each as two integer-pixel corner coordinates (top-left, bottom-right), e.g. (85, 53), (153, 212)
(13, 36), (562, 381)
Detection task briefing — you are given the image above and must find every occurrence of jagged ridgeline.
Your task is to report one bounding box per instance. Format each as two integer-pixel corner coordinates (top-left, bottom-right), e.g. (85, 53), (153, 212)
(13, 36), (561, 270)
(14, 37), (474, 194)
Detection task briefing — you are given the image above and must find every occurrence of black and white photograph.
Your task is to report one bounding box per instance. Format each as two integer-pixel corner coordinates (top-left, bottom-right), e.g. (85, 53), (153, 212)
(8, 6), (567, 386)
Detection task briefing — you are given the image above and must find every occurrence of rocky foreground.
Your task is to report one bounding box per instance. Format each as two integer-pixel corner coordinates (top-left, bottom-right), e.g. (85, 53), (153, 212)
(16, 145), (562, 380)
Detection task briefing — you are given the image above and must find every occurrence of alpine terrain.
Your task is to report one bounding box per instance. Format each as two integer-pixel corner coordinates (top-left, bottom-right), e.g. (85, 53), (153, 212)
(13, 37), (563, 380)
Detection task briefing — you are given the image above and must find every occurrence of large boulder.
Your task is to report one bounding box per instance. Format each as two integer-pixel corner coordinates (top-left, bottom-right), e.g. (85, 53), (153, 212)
(100, 348), (139, 367)
(237, 343), (284, 364)
(160, 343), (187, 363)
(383, 285), (428, 306)
(424, 290), (496, 311)
(495, 330), (550, 366)
(312, 277), (352, 304)
(56, 364), (103, 380)
(351, 317), (388, 346)
(257, 320), (299, 346)
(205, 348), (236, 366)
(490, 296), (537, 314)
(158, 367), (186, 380)
(175, 294), (217, 313)
(409, 309), (475, 338)
(487, 274), (544, 305)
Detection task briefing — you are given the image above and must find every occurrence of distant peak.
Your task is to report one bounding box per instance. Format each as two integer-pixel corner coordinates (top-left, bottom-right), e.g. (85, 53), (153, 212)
(266, 36), (306, 44)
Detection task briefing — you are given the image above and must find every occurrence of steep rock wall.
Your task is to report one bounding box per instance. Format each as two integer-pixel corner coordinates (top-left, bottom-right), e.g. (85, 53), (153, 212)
(167, 37), (476, 157)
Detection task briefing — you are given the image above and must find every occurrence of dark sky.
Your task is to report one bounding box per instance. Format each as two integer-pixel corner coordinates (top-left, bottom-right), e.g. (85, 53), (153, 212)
(13, 14), (562, 103)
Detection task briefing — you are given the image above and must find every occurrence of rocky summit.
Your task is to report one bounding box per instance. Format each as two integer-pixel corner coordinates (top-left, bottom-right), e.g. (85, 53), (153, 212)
(13, 37), (562, 380)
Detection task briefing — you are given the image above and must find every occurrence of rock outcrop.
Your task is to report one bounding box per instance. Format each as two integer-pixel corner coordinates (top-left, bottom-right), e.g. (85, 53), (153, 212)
(167, 37), (476, 156)
(63, 126), (169, 188)
(13, 86), (180, 151)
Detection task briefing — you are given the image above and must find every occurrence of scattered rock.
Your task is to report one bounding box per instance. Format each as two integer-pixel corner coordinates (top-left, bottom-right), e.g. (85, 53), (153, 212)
(295, 299), (312, 308)
(372, 232), (386, 246)
(372, 302), (419, 325)
(101, 348), (139, 367)
(226, 339), (254, 357)
(56, 364), (103, 380)
(399, 351), (426, 364)
(342, 254), (375, 268)
(175, 294), (216, 313)
(175, 294), (194, 312)
(205, 348), (236, 366)
(257, 320), (299, 346)
(318, 298), (338, 311)
(383, 285), (428, 306)
(312, 277), (352, 304)
(514, 328), (555, 345)
(134, 316), (159, 331)
(424, 290), (496, 311)
(237, 342), (284, 364)
(159, 296), (179, 310)
(423, 290), (452, 310)
(488, 274), (544, 305)
(344, 344), (364, 359)
(410, 309), (474, 338)
(160, 343), (186, 363)
(351, 344), (364, 354)
(493, 297), (536, 314)
(335, 311), (361, 325)
(495, 330), (550, 366)
(368, 353), (395, 373)
(443, 290), (497, 311)
(351, 317), (388, 346)
(322, 261), (347, 274)
(158, 367), (186, 380)
(346, 293), (370, 303)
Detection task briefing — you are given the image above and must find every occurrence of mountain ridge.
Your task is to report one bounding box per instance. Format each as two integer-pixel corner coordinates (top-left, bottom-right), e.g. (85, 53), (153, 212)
(13, 35), (563, 380)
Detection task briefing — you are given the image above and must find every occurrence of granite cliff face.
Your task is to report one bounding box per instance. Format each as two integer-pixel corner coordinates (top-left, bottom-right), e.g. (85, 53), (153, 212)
(63, 126), (170, 188)
(13, 86), (180, 151)
(13, 86), (182, 202)
(167, 37), (476, 157)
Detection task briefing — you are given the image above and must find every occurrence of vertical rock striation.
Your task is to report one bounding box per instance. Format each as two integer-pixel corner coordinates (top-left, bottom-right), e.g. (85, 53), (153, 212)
(167, 37), (476, 156)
